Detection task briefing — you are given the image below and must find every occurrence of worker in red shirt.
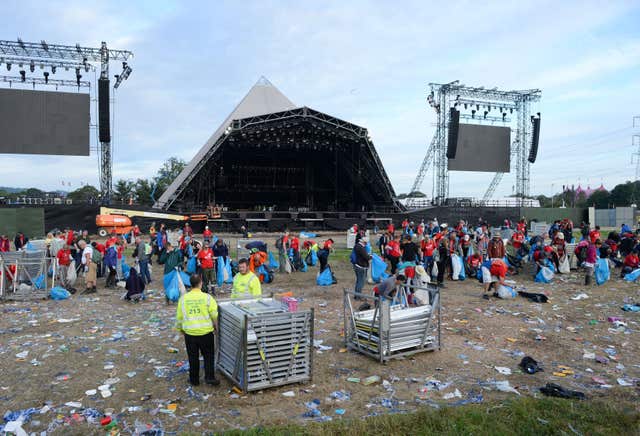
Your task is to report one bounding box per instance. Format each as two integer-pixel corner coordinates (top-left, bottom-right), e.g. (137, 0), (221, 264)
(322, 238), (334, 250)
(203, 226), (213, 244)
(385, 234), (402, 274)
(0, 235), (10, 252)
(589, 226), (601, 244)
(421, 236), (436, 273)
(196, 243), (215, 293)
(93, 242), (106, 255)
(65, 228), (75, 246)
(511, 231), (525, 250)
(106, 232), (118, 248)
(387, 222), (395, 235)
(56, 244), (73, 288)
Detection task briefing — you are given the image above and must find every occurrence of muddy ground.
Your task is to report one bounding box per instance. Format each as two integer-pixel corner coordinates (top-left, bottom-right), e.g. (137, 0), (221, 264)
(0, 232), (639, 434)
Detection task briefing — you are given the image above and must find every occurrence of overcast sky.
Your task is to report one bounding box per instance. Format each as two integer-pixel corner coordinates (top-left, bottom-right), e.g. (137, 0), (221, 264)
(2, 0), (639, 199)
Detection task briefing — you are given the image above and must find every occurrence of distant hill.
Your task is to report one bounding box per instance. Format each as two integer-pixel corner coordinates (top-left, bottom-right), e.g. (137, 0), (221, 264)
(0, 187), (27, 193)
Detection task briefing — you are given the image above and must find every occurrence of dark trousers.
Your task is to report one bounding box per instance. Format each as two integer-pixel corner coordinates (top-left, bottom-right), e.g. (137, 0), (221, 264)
(437, 258), (448, 284)
(318, 249), (329, 271)
(106, 266), (117, 288)
(201, 268), (215, 292)
(139, 259), (151, 284)
(184, 331), (216, 385)
(389, 256), (400, 274)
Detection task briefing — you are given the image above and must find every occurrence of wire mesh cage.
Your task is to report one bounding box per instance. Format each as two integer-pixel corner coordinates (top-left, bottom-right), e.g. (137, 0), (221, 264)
(343, 283), (441, 363)
(217, 297), (313, 392)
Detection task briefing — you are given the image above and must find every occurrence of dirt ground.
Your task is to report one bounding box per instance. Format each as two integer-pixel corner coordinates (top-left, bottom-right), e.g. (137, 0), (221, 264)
(1, 231), (639, 434)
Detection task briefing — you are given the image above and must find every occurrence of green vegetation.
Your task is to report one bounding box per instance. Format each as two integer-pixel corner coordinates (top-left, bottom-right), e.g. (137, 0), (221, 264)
(537, 180), (640, 208)
(219, 396), (639, 436)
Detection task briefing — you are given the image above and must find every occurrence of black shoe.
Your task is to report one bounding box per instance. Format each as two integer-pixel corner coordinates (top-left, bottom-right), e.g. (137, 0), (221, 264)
(189, 380), (200, 386)
(206, 379), (220, 386)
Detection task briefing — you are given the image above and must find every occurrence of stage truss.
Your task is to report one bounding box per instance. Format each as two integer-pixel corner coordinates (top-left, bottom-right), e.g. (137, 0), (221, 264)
(408, 81), (541, 207)
(0, 38), (133, 204)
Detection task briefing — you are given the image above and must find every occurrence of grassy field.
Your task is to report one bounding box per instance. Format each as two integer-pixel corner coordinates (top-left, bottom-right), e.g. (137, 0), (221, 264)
(218, 396), (639, 436)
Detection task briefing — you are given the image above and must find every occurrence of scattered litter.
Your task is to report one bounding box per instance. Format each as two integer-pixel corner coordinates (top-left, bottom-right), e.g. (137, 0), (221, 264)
(282, 391), (295, 397)
(519, 356), (542, 374)
(363, 375), (381, 385)
(329, 390), (351, 402)
(540, 383), (586, 400)
(571, 293), (589, 300)
(443, 389), (462, 400)
(494, 366), (512, 375)
(489, 380), (520, 395)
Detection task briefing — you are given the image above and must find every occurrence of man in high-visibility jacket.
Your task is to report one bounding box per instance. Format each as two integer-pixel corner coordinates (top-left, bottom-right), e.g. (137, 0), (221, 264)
(231, 258), (262, 298)
(175, 274), (220, 386)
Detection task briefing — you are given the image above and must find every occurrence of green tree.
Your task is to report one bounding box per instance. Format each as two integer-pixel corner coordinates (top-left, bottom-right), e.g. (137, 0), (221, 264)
(587, 190), (610, 208)
(113, 179), (136, 203)
(67, 185), (99, 202)
(409, 191), (426, 198)
(609, 181), (640, 206)
(154, 157), (186, 199)
(134, 178), (155, 205)
(23, 187), (44, 197)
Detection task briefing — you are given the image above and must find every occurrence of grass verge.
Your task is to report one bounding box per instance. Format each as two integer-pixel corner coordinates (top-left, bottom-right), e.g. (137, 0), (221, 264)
(219, 396), (640, 436)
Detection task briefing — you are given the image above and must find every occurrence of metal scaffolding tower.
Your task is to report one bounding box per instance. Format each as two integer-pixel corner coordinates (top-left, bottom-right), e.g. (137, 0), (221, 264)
(0, 38), (133, 204)
(408, 81), (541, 208)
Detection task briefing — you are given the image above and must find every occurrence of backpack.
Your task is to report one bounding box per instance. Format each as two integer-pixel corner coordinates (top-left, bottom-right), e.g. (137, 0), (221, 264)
(350, 247), (357, 264)
(275, 237), (284, 250)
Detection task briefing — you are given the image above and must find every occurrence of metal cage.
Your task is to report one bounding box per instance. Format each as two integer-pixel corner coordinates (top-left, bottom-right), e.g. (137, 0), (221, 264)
(343, 284), (441, 363)
(217, 297), (314, 392)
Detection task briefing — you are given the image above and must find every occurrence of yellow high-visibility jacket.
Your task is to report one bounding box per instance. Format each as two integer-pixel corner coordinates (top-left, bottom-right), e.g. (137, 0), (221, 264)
(175, 289), (218, 336)
(231, 272), (262, 299)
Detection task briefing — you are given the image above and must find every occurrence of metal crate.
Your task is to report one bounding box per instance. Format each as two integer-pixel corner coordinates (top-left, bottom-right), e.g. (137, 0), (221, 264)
(343, 284), (441, 363)
(217, 297), (314, 392)
(0, 250), (49, 300)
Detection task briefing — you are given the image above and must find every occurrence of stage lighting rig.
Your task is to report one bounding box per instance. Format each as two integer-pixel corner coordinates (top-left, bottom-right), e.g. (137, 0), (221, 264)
(113, 61), (132, 89)
(19, 70), (25, 82)
(43, 71), (49, 84)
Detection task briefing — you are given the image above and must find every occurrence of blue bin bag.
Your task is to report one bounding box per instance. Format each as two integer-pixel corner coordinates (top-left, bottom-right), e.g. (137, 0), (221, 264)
(50, 286), (70, 300)
(163, 270), (182, 302)
(309, 250), (318, 266)
(595, 258), (610, 286)
(186, 256), (197, 274)
(317, 267), (334, 286)
(624, 268), (640, 282)
(365, 243), (372, 255)
(33, 273), (45, 289)
(299, 231), (317, 239)
(371, 254), (389, 283)
(121, 260), (131, 280)
(300, 258), (308, 272)
(458, 256), (466, 280)
(535, 265), (555, 283)
(256, 264), (272, 283)
(224, 257), (233, 283)
(268, 251), (280, 270)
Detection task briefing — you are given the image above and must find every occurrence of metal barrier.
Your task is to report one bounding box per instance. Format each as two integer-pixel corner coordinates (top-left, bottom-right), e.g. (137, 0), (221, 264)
(217, 297), (314, 392)
(343, 283), (441, 363)
(0, 250), (50, 300)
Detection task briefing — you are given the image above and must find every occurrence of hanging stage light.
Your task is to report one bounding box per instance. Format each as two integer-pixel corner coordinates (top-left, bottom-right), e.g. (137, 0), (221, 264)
(51, 65), (56, 74)
(5, 63), (10, 71)
(43, 71), (49, 84)
(471, 109), (476, 118)
(29, 61), (35, 72)
(19, 70), (26, 82)
(502, 112), (507, 121)
(487, 105), (491, 112)
(483, 111), (488, 119)
(464, 103), (468, 109)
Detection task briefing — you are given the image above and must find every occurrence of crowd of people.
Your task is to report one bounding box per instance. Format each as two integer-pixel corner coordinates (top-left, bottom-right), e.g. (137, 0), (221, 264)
(350, 217), (640, 301)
